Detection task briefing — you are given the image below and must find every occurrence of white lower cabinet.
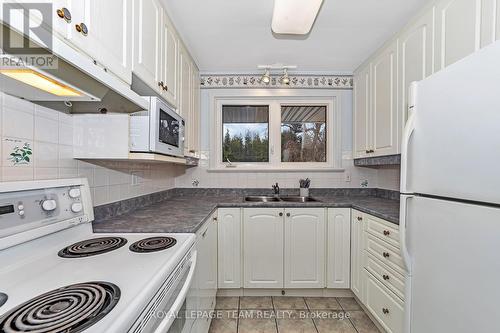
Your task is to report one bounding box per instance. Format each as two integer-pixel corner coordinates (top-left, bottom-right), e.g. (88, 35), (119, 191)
(350, 210), (366, 302)
(190, 213), (217, 333)
(352, 210), (406, 333)
(284, 208), (326, 288)
(217, 208), (242, 288)
(327, 208), (351, 288)
(243, 208), (284, 288)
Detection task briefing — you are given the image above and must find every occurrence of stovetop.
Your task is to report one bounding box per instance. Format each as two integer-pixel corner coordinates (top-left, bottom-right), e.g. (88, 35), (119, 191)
(0, 224), (195, 333)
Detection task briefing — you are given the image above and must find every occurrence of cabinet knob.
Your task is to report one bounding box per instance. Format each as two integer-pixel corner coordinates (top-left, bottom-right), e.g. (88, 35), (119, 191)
(75, 22), (88, 36)
(357, 216), (363, 221)
(369, 149), (375, 153)
(382, 274), (390, 280)
(158, 81), (164, 88)
(383, 252), (390, 258)
(286, 212), (291, 217)
(57, 8), (71, 22)
(279, 212), (283, 217)
(365, 150), (370, 154)
(382, 308), (390, 315)
(163, 85), (168, 91)
(189, 149), (196, 153)
(213, 216), (218, 221)
(383, 230), (390, 236)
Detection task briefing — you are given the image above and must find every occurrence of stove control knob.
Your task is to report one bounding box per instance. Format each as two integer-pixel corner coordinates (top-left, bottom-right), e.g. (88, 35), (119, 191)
(18, 210), (25, 216)
(69, 188), (81, 198)
(71, 202), (83, 213)
(18, 204), (24, 210)
(41, 199), (57, 211)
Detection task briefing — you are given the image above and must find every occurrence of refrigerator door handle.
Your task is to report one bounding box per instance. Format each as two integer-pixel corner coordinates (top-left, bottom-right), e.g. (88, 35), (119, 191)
(399, 194), (414, 274)
(400, 83), (417, 193)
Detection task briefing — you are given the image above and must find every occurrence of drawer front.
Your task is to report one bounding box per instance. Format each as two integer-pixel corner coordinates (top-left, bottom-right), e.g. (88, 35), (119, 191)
(365, 270), (404, 333)
(366, 214), (400, 249)
(365, 252), (405, 300)
(366, 234), (405, 274)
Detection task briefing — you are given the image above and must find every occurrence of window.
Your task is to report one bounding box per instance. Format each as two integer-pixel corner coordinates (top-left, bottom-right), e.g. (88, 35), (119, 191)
(222, 105), (269, 162)
(281, 105), (326, 162)
(211, 92), (341, 171)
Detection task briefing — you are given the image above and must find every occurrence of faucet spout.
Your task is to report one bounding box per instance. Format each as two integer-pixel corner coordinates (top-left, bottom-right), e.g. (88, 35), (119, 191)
(272, 182), (280, 195)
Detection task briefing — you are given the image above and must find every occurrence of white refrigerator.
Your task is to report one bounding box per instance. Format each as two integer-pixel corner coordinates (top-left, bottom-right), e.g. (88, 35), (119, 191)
(400, 41), (500, 333)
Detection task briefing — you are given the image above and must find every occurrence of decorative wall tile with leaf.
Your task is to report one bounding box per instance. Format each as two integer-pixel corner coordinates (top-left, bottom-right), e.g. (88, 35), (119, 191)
(5, 138), (33, 166)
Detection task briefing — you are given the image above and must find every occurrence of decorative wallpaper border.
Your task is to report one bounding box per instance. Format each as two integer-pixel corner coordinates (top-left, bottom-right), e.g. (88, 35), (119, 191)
(200, 74), (353, 90)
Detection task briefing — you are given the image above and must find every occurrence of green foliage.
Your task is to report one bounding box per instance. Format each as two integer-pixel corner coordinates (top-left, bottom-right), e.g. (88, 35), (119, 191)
(9, 142), (32, 165)
(223, 128), (269, 162)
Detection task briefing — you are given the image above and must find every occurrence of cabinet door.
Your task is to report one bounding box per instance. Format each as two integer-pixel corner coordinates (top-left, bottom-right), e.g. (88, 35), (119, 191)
(67, 0), (132, 84)
(161, 15), (178, 106)
(353, 65), (371, 158)
(132, 0), (162, 91)
(284, 208), (325, 288)
(434, 0), (481, 71)
(218, 208), (241, 289)
(371, 41), (398, 156)
(480, 0), (500, 47)
(398, 10), (434, 129)
(327, 208), (351, 289)
(243, 208), (284, 288)
(351, 210), (366, 302)
(179, 46), (192, 155)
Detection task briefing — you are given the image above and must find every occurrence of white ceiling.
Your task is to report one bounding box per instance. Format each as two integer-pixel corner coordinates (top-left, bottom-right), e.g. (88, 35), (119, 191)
(163, 0), (431, 74)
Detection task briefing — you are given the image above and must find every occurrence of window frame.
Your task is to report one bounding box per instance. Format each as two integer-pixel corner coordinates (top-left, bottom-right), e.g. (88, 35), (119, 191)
(209, 89), (342, 171)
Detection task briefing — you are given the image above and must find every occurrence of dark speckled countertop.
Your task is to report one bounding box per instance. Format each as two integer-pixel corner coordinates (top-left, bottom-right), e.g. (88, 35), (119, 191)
(92, 190), (400, 234)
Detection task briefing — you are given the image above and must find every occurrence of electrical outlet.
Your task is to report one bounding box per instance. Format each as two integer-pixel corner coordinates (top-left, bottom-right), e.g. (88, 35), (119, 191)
(344, 172), (351, 182)
(130, 171), (144, 186)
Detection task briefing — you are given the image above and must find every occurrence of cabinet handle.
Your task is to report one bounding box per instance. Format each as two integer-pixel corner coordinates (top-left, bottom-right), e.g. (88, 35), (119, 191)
(357, 216), (363, 221)
(365, 150), (370, 154)
(382, 308), (390, 315)
(189, 149), (196, 153)
(369, 149), (375, 153)
(279, 212), (283, 217)
(57, 8), (71, 22)
(75, 22), (88, 36)
(158, 81), (164, 88)
(382, 274), (390, 280)
(383, 230), (390, 236)
(383, 252), (390, 258)
(286, 212), (291, 217)
(213, 216), (218, 221)
(163, 85), (168, 91)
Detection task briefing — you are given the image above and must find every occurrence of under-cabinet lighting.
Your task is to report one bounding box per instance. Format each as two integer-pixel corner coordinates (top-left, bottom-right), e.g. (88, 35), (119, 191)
(0, 68), (83, 97)
(271, 0), (324, 35)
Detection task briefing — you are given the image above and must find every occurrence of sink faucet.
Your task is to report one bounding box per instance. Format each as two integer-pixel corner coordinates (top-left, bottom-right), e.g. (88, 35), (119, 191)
(272, 182), (280, 196)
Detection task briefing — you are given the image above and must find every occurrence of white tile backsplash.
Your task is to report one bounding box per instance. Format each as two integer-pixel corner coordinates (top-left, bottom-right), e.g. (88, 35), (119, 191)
(0, 92), (178, 206)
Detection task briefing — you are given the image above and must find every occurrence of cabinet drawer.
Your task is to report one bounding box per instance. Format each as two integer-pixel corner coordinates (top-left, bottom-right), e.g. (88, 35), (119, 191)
(365, 252), (405, 300)
(366, 234), (405, 275)
(365, 214), (400, 249)
(365, 269), (404, 333)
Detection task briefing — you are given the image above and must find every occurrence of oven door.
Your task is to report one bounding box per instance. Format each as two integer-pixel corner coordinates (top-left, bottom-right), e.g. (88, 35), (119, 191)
(149, 98), (184, 157)
(129, 251), (197, 333)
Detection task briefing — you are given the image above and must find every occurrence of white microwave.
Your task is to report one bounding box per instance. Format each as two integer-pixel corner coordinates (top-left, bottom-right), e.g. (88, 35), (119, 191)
(130, 97), (185, 157)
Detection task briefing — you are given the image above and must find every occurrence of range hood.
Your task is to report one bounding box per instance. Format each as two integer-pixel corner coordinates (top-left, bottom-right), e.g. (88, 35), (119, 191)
(0, 24), (148, 113)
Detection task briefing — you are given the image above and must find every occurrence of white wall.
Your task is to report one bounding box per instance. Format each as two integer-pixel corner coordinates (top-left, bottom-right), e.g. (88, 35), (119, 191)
(0, 93), (179, 206)
(175, 88), (400, 190)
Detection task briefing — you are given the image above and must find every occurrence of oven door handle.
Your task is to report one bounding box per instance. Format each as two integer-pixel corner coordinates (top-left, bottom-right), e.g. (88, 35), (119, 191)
(153, 251), (197, 333)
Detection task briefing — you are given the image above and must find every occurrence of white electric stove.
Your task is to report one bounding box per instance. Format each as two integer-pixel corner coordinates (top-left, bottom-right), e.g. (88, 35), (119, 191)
(0, 178), (196, 333)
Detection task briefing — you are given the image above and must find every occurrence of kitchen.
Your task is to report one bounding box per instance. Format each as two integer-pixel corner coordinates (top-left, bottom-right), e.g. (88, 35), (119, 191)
(0, 0), (498, 332)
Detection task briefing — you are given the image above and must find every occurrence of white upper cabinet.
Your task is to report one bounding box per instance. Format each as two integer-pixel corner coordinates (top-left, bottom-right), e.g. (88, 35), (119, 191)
(284, 208), (326, 288)
(398, 10), (434, 127)
(327, 208), (351, 289)
(353, 64), (371, 159)
(243, 208), (284, 289)
(217, 208), (242, 289)
(190, 66), (201, 157)
(434, 0), (481, 71)
(132, 0), (162, 92)
(371, 41), (398, 157)
(161, 15), (179, 106)
(497, 1), (500, 41)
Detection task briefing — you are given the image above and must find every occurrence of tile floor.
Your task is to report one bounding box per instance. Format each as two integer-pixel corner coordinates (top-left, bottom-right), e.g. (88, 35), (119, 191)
(209, 296), (380, 333)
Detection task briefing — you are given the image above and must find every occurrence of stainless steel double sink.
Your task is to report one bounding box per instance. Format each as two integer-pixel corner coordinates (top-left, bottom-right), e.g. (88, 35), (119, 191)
(244, 196), (320, 203)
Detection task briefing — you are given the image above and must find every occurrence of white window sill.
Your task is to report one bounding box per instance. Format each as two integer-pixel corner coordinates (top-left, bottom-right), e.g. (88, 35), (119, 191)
(207, 167), (345, 173)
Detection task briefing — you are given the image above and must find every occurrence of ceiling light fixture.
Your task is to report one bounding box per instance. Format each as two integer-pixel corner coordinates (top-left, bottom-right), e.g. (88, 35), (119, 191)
(281, 68), (290, 85)
(272, 0), (324, 35)
(261, 69), (271, 84)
